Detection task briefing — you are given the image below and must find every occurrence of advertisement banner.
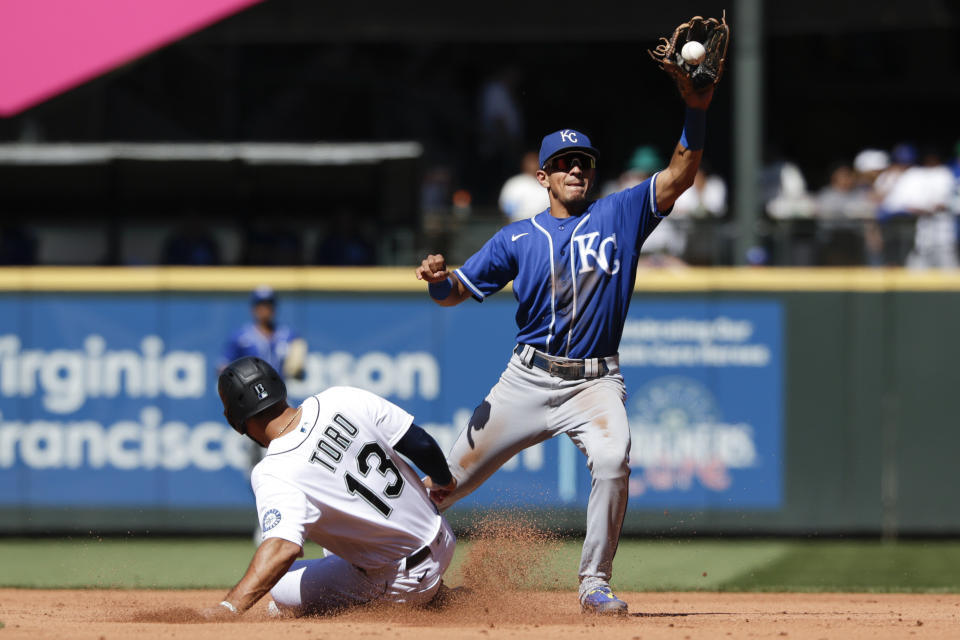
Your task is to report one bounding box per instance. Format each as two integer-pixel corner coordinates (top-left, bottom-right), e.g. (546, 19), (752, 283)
(618, 300), (783, 508)
(0, 293), (782, 514)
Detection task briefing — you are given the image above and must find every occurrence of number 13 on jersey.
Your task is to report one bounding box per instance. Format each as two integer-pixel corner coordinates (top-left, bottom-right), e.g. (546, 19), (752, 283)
(345, 443), (404, 518)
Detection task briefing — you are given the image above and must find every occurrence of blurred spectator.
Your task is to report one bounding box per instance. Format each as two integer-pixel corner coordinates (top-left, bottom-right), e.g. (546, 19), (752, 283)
(602, 145), (662, 196)
(879, 149), (957, 269)
(314, 211), (376, 266)
(673, 167), (727, 219)
(814, 164), (874, 265)
(878, 146), (940, 218)
(816, 164), (875, 220)
(762, 159), (816, 219)
(761, 151), (817, 265)
(874, 143), (917, 202)
(422, 165), (455, 217)
(670, 167), (728, 266)
(853, 149), (890, 189)
(479, 68), (524, 151)
(874, 144), (920, 265)
(0, 225), (38, 265)
(498, 151), (548, 221)
(950, 140), (960, 208)
(852, 148), (891, 266)
(951, 141), (960, 256)
(161, 225), (221, 265)
(603, 146), (687, 266)
(477, 67), (525, 202)
(601, 148), (727, 266)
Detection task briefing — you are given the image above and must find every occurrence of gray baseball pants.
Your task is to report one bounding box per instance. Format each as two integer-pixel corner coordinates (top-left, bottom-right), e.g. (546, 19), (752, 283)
(438, 348), (630, 598)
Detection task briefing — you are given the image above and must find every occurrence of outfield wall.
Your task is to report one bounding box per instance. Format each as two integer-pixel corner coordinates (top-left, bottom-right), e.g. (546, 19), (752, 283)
(1, 267), (959, 536)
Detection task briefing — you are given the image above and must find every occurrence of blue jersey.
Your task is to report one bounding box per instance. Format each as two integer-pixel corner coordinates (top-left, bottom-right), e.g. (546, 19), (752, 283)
(221, 323), (300, 375)
(455, 174), (668, 359)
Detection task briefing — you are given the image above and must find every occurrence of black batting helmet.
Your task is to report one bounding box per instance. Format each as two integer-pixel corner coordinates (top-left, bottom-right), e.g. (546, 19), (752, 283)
(218, 356), (287, 434)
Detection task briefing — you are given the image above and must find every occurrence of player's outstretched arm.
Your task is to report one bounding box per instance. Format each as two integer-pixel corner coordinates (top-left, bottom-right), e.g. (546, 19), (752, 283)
(649, 12), (728, 211)
(654, 87), (713, 212)
(201, 537), (302, 619)
(395, 423), (458, 505)
(415, 254), (472, 307)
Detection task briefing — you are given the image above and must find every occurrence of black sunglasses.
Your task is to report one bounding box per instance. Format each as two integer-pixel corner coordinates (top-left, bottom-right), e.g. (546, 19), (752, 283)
(545, 152), (597, 172)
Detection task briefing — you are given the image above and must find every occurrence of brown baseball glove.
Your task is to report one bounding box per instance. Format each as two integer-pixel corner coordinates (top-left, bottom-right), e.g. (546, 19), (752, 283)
(649, 12), (730, 100)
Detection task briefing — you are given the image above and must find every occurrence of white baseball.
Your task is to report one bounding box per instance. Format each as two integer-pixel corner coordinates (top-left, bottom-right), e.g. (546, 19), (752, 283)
(681, 41), (706, 65)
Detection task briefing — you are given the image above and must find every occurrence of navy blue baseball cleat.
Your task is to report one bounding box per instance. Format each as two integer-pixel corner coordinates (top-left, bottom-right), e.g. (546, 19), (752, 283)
(580, 585), (628, 615)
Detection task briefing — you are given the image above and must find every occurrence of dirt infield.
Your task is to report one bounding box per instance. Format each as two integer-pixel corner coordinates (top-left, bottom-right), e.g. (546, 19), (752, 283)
(1, 589), (959, 640)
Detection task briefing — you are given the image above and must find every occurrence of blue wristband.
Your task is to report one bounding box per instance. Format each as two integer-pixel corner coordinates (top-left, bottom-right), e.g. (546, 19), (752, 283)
(679, 107), (706, 151)
(428, 277), (453, 301)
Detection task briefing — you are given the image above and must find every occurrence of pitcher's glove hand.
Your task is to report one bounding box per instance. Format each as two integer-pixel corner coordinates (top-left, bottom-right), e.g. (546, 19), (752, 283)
(649, 12), (730, 101)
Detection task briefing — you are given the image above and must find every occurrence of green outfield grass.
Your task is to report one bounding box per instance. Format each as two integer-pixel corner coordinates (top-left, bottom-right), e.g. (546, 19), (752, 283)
(1, 538), (959, 592)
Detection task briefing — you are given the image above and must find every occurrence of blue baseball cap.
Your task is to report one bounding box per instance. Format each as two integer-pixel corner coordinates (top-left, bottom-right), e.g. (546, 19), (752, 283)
(250, 285), (276, 305)
(538, 129), (600, 169)
(892, 143), (917, 165)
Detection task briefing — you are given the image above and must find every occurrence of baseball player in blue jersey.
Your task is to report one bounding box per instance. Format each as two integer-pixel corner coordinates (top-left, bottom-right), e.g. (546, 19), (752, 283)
(220, 285), (307, 381)
(222, 285), (310, 541)
(415, 75), (715, 614)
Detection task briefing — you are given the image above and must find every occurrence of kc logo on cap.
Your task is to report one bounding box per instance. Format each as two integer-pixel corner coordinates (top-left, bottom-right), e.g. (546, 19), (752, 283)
(539, 128), (600, 169)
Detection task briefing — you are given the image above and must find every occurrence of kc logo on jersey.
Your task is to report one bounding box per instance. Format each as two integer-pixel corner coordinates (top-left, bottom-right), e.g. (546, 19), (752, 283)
(574, 231), (621, 275)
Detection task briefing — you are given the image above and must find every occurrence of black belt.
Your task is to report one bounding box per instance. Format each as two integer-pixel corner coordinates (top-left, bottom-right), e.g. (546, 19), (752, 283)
(514, 344), (609, 380)
(404, 544), (431, 570)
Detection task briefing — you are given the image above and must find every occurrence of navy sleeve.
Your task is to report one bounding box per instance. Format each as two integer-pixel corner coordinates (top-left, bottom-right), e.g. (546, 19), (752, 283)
(394, 423), (453, 486)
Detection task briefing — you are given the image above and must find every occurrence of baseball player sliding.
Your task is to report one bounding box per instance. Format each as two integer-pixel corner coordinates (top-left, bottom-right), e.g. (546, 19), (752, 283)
(202, 356), (458, 619)
(416, 15), (729, 615)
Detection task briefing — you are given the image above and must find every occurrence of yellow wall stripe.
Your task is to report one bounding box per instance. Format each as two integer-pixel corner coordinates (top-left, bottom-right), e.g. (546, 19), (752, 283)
(1, 266), (960, 292)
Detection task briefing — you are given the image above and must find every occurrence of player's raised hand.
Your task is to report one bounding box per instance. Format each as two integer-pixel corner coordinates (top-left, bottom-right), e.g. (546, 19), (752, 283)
(415, 254), (450, 283)
(649, 13), (727, 112)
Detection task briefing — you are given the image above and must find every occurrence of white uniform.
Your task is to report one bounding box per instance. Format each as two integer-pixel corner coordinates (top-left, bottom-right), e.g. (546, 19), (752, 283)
(253, 386), (456, 614)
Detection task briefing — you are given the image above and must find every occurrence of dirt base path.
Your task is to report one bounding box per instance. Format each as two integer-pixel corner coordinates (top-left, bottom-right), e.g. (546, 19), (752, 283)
(1, 589), (959, 640)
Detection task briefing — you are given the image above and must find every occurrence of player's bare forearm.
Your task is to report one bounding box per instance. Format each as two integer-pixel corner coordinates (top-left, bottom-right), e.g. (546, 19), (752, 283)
(415, 254), (472, 306)
(654, 86), (712, 212)
(216, 537), (302, 615)
(655, 143), (703, 212)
